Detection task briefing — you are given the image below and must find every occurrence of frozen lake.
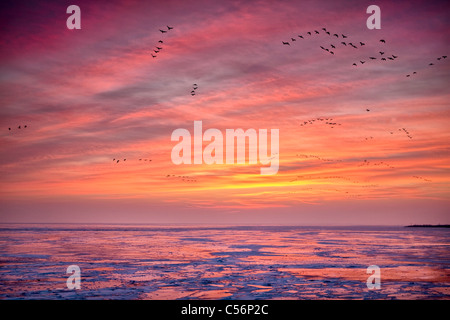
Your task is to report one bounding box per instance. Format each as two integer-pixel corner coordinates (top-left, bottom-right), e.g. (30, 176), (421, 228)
(0, 224), (449, 299)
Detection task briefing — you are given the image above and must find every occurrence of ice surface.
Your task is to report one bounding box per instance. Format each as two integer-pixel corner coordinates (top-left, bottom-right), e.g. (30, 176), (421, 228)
(0, 225), (448, 299)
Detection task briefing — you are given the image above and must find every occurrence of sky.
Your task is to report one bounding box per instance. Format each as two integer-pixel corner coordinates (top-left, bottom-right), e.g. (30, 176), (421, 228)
(0, 0), (449, 225)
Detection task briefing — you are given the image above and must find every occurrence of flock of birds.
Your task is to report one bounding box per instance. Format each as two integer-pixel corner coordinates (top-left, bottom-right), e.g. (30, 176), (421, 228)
(406, 55), (447, 78)
(112, 157), (152, 164)
(6, 23), (442, 192)
(191, 83), (198, 96)
(149, 25), (174, 58)
(299, 117), (342, 128)
(294, 104), (432, 185)
(296, 154), (342, 163)
(281, 26), (447, 80)
(166, 174), (197, 182)
(7, 125), (28, 131)
(281, 27), (394, 65)
(357, 160), (395, 169)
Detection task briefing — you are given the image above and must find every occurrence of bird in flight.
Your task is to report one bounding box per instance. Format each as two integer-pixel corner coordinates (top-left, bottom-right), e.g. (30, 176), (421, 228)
(360, 42), (365, 46)
(369, 57), (376, 60)
(341, 42), (346, 46)
(167, 26), (174, 30)
(392, 55), (398, 59)
(326, 31), (330, 35)
(379, 51), (384, 55)
(381, 58), (386, 61)
(156, 46), (162, 50)
(151, 54), (156, 58)
(333, 34), (339, 38)
(443, 55), (447, 59)
(154, 50), (159, 53)
(342, 34), (347, 38)
(429, 63), (434, 66)
(291, 38), (296, 41)
(159, 29), (167, 33)
(307, 32), (311, 36)
(158, 40), (163, 43)
(298, 35), (304, 39)
(360, 61), (365, 64)
(366, 109), (370, 112)
(380, 39), (386, 43)
(282, 41), (290, 45)
(331, 44), (336, 49)
(322, 28), (327, 31)
(353, 63), (357, 66)
(314, 30), (319, 34)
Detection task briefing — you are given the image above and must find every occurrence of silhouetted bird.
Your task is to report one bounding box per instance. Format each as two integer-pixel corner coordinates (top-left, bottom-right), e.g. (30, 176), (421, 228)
(392, 55), (398, 58)
(366, 109), (370, 112)
(333, 34), (338, 38)
(388, 57), (394, 60)
(429, 63), (434, 65)
(291, 38), (296, 41)
(443, 56), (447, 59)
(369, 57), (376, 60)
(413, 72), (416, 74)
(380, 39), (386, 43)
(342, 34), (347, 38)
(326, 31), (330, 35)
(8, 128), (11, 130)
(154, 50), (159, 53)
(322, 28), (327, 31)
(360, 42), (365, 46)
(406, 74), (410, 77)
(353, 63), (357, 66)
(381, 58), (386, 61)
(298, 35), (304, 39)
(282, 41), (290, 45)
(379, 51), (384, 55)
(159, 29), (167, 33)
(307, 32), (311, 35)
(167, 26), (173, 30)
(158, 40), (163, 44)
(360, 61), (365, 64)
(117, 160), (120, 163)
(151, 54), (156, 58)
(314, 30), (319, 34)
(156, 46), (162, 50)
(330, 51), (334, 55)
(331, 44), (335, 48)
(341, 42), (346, 46)
(18, 126), (21, 129)
(320, 46), (325, 50)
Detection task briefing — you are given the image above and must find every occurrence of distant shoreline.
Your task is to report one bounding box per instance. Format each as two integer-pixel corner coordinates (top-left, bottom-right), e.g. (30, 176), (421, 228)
(406, 224), (450, 228)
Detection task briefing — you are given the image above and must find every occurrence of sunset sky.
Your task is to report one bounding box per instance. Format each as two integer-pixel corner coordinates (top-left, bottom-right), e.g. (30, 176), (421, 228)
(1, 0), (449, 225)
